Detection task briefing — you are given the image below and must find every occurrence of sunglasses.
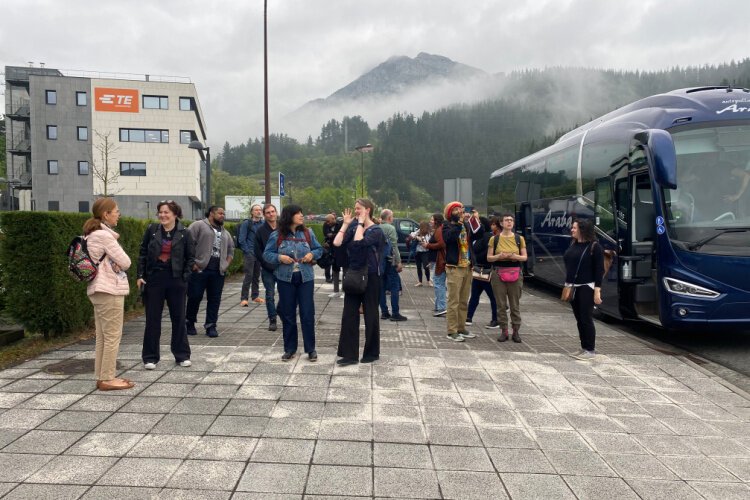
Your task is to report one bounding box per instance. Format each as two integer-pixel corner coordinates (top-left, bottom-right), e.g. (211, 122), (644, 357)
(159, 200), (174, 204)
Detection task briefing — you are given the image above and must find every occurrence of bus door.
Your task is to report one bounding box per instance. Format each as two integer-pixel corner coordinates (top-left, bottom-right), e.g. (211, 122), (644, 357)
(622, 171), (660, 324)
(518, 202), (535, 275)
(593, 177), (620, 317)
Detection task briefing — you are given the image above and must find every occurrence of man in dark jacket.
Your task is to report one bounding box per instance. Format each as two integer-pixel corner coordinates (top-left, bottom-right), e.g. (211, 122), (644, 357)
(442, 201), (477, 342)
(254, 203), (279, 331)
(238, 204), (265, 306)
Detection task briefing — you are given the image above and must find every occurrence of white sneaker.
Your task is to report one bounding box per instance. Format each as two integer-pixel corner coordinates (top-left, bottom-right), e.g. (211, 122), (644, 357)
(328, 292), (339, 298)
(459, 331), (477, 339)
(178, 360), (192, 367)
(447, 333), (465, 342)
(569, 349), (585, 359)
(339, 293), (345, 299)
(433, 310), (447, 317)
(575, 350), (596, 361)
(144, 362), (157, 370)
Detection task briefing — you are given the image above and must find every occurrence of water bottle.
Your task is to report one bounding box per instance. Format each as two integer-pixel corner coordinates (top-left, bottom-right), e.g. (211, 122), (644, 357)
(622, 261), (631, 280)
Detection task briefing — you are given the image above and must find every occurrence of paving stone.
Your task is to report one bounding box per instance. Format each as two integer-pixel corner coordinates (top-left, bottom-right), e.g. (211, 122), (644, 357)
(372, 403), (421, 423)
(151, 413), (216, 435)
(430, 444), (494, 471)
(321, 402), (371, 421)
(305, 465), (372, 496)
(437, 470), (507, 499)
(0, 408), (57, 429)
(318, 421), (372, 441)
(0, 429), (25, 449)
(126, 434), (200, 458)
(94, 412), (164, 433)
(626, 479), (704, 500)
(372, 376), (414, 391)
(235, 385), (285, 400)
(563, 475), (639, 499)
(504, 472), (583, 499)
(279, 386), (326, 402)
(545, 450), (616, 476)
(0, 453), (53, 482)
(659, 455), (739, 481)
(686, 436), (750, 457)
(221, 399), (276, 417)
(270, 400), (325, 419)
(27, 455), (117, 484)
(170, 398), (229, 415)
(140, 383), (195, 397)
(207, 416), (268, 437)
(236, 463), (308, 493)
(533, 429), (591, 451)
(65, 432), (143, 456)
(97, 457), (182, 487)
(374, 468), (440, 499)
(602, 453), (678, 480)
(688, 481), (750, 500)
(187, 384), (239, 398)
(425, 424), (483, 446)
(372, 389), (418, 406)
(119, 396), (180, 413)
(313, 439), (372, 466)
(632, 434), (701, 456)
(36, 410), (110, 431)
(158, 488), (230, 499)
(17, 393), (84, 410)
(488, 448), (555, 474)
(68, 395), (131, 412)
(0, 392), (33, 408)
(2, 429), (84, 454)
(189, 436), (257, 461)
(166, 459), (245, 490)
(373, 422), (427, 444)
(478, 426), (537, 449)
(262, 417), (319, 439)
(250, 438), (315, 464)
(374, 442), (432, 468)
(467, 407), (519, 427)
(582, 431), (649, 454)
(2, 484), (88, 500)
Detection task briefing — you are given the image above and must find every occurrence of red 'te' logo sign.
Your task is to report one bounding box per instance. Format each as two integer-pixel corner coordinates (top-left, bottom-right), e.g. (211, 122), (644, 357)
(94, 88), (139, 113)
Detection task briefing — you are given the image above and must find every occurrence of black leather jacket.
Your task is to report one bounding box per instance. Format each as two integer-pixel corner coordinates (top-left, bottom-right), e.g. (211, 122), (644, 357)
(137, 221), (195, 281)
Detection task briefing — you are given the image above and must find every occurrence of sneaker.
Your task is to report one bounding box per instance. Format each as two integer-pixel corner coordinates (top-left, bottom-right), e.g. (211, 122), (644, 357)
(240, 300), (249, 307)
(268, 319), (277, 332)
(339, 293), (345, 299)
(427, 280), (434, 287)
(575, 350), (596, 360)
(569, 349), (585, 359)
(465, 319), (473, 326)
(498, 328), (509, 342)
(447, 333), (465, 342)
(308, 351), (318, 362)
(459, 331), (477, 339)
(281, 352), (295, 361)
(381, 312), (391, 320)
(178, 360), (192, 367)
(485, 320), (500, 329)
(433, 310), (447, 317)
(414, 282), (423, 287)
(144, 362), (157, 370)
(186, 322), (197, 336)
(252, 297), (266, 304)
(206, 327), (219, 338)
(390, 314), (408, 322)
(328, 292), (340, 298)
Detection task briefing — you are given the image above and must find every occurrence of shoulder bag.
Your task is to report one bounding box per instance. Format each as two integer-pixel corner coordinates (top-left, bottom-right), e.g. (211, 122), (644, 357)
(492, 233), (522, 282)
(561, 243), (591, 302)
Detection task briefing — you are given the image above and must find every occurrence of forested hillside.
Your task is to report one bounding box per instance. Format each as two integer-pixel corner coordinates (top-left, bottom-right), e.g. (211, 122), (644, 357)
(216, 59), (750, 215)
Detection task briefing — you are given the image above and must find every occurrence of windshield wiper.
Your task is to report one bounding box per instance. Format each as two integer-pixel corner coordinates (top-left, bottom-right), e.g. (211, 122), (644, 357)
(688, 227), (750, 251)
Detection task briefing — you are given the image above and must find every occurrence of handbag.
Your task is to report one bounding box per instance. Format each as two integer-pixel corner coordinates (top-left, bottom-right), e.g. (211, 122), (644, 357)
(342, 267), (368, 294)
(561, 243), (591, 302)
(472, 266), (491, 282)
(497, 267), (520, 283)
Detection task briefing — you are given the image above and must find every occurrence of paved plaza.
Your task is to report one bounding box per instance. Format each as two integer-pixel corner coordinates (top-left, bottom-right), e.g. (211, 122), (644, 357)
(1, 267), (749, 499)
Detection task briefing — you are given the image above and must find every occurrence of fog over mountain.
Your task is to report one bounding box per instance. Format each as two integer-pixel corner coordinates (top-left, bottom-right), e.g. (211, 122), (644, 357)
(281, 52), (497, 140)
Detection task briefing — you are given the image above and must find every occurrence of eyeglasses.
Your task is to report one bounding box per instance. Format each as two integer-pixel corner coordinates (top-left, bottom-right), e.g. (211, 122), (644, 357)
(503, 218), (514, 222)
(159, 200), (174, 204)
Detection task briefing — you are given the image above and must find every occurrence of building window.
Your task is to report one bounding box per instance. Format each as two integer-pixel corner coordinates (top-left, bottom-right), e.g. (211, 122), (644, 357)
(77, 126), (88, 141)
(142, 95), (168, 109)
(179, 97), (193, 111)
(79, 201), (90, 213)
(48, 201), (60, 211)
(48, 160), (59, 175)
(180, 130), (197, 144)
(120, 162), (146, 176)
(78, 161), (89, 175)
(76, 91), (87, 106)
(119, 128), (168, 143)
(47, 125), (58, 140)
(46, 90), (57, 104)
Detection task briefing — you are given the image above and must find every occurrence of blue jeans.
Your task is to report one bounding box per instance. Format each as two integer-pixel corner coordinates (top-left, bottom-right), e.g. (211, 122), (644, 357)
(186, 269), (225, 329)
(261, 268), (277, 319)
(379, 260), (400, 315)
(433, 271), (446, 311)
(276, 272), (316, 354)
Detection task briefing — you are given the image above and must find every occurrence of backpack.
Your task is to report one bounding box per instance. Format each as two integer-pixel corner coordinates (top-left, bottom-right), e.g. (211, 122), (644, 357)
(379, 231), (392, 273)
(67, 235), (104, 282)
(276, 228), (311, 247)
(492, 233), (522, 258)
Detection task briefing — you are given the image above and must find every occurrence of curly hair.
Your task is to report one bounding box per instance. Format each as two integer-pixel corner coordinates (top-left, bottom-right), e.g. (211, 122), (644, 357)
(157, 200), (183, 219)
(573, 217), (596, 243)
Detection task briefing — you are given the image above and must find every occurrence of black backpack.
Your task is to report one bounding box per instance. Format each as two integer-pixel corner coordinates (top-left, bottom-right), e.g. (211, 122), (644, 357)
(67, 235), (104, 282)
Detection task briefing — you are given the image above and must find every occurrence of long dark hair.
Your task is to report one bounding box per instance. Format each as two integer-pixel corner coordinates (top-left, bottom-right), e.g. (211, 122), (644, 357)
(573, 217), (596, 243)
(278, 204), (304, 240)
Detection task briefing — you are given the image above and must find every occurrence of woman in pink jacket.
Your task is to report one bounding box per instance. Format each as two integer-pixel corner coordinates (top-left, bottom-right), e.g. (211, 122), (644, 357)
(83, 197), (133, 391)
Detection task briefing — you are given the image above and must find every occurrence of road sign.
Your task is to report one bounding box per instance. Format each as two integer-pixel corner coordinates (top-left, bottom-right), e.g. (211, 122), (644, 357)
(279, 172), (285, 197)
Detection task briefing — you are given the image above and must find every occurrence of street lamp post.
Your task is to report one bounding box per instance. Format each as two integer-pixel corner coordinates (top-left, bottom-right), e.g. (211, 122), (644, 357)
(188, 140), (211, 213)
(354, 144), (373, 198)
(263, 0), (271, 204)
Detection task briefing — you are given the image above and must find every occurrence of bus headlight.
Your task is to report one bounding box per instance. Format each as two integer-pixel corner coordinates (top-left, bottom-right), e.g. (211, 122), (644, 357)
(663, 277), (720, 298)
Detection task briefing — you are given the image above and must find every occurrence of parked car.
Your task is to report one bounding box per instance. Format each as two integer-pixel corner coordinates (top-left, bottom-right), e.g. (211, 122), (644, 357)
(392, 218), (419, 260)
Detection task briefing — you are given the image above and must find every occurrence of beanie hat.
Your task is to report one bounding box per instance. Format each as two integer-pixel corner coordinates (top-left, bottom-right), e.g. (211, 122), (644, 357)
(444, 201), (463, 220)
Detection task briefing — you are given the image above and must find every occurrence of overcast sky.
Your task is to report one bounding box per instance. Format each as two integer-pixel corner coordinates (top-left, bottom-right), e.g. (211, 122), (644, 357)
(2, 0), (749, 145)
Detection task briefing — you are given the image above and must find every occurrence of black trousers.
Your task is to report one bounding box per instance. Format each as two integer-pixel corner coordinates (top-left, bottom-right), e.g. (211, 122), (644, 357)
(571, 285), (596, 351)
(415, 252), (431, 282)
(142, 269), (191, 363)
(337, 272), (380, 361)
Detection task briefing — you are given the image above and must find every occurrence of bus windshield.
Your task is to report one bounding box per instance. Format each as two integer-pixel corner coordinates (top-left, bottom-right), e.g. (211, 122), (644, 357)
(664, 123), (750, 254)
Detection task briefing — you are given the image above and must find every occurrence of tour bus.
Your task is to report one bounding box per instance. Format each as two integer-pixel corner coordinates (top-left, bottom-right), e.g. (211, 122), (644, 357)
(487, 86), (750, 330)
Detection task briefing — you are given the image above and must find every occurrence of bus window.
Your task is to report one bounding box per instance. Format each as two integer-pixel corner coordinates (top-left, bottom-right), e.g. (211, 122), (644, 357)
(582, 142), (628, 194)
(594, 177), (615, 235)
(541, 148), (577, 199)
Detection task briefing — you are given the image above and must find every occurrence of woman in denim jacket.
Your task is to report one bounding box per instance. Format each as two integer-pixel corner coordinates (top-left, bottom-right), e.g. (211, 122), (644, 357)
(263, 205), (323, 362)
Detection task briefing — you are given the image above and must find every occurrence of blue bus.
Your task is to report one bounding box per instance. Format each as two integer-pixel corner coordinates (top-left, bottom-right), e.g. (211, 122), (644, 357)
(487, 87), (750, 330)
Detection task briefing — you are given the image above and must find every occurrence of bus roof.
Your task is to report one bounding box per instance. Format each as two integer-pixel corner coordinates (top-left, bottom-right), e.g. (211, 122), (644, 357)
(491, 86), (750, 179)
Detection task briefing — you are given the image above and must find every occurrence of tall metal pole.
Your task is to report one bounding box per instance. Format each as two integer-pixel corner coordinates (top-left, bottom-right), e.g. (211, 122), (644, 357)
(206, 148), (211, 207)
(360, 151), (364, 198)
(263, 0), (271, 205)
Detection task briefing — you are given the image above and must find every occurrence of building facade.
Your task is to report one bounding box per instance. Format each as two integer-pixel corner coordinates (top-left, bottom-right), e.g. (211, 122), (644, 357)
(4, 65), (208, 219)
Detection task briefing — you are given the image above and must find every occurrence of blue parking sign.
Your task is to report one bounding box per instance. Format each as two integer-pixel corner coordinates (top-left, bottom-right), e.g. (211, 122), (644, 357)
(279, 172), (285, 197)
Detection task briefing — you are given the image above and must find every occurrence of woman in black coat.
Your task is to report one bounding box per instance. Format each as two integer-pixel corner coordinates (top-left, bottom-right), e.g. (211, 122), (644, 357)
(136, 200), (195, 370)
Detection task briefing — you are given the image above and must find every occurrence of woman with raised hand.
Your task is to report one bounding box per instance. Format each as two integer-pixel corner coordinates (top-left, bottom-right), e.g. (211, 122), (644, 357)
(137, 200), (195, 370)
(263, 204), (323, 362)
(83, 197), (133, 391)
(334, 199), (386, 365)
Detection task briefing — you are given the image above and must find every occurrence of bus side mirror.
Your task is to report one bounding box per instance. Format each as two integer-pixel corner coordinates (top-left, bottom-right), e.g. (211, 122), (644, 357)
(648, 129), (677, 189)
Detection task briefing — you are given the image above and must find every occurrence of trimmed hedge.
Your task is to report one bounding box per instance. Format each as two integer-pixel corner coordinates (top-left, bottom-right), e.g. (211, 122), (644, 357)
(0, 212), (242, 337)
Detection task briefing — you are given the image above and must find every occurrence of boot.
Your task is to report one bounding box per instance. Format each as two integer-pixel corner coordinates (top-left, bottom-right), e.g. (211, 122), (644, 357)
(512, 326), (522, 343)
(498, 328), (509, 342)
